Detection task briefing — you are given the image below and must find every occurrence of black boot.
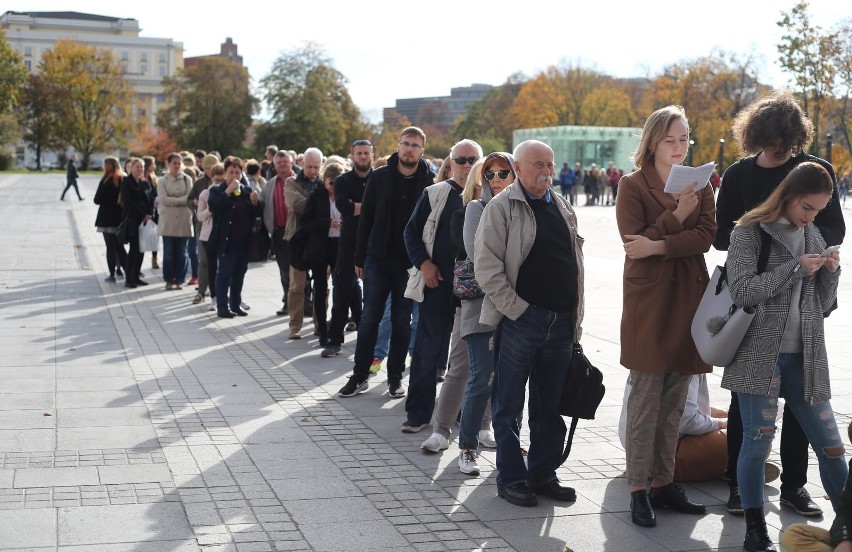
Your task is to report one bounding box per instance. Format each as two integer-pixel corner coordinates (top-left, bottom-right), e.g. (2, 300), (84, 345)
(630, 489), (656, 527)
(743, 508), (777, 552)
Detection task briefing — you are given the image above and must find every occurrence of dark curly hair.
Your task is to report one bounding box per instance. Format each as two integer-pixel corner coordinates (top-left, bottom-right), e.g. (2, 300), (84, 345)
(731, 90), (814, 156)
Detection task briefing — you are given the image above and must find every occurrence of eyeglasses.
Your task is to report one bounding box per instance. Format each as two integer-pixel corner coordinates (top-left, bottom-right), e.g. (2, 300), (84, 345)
(399, 141), (423, 150)
(352, 139), (372, 147)
(484, 169), (511, 182)
(529, 161), (556, 171)
(452, 156), (479, 166)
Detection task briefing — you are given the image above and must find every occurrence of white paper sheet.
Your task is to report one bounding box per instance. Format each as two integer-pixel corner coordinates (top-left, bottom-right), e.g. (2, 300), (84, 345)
(663, 161), (717, 193)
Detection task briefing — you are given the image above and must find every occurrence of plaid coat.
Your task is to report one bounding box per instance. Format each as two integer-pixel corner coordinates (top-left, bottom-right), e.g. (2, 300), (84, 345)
(720, 222), (840, 404)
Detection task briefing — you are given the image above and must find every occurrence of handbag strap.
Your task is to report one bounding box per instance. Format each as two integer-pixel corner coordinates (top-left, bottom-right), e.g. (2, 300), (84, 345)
(561, 416), (579, 465)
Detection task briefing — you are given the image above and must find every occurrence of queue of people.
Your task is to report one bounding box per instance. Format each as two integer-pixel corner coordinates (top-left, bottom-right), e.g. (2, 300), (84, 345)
(84, 89), (851, 552)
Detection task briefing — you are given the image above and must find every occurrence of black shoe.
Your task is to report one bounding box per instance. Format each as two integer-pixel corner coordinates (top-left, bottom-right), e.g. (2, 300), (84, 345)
(321, 344), (341, 358)
(276, 307), (288, 316)
(388, 379), (405, 398)
(532, 479), (576, 502)
(726, 486), (744, 515)
(743, 508), (777, 551)
(338, 375), (368, 397)
(400, 419), (428, 433)
(630, 489), (656, 527)
(115, 268), (124, 277)
(125, 282), (138, 289)
(498, 481), (537, 507)
(217, 310), (235, 319)
(648, 483), (706, 514)
(780, 487), (823, 517)
(135, 279), (148, 286)
(231, 307), (248, 316)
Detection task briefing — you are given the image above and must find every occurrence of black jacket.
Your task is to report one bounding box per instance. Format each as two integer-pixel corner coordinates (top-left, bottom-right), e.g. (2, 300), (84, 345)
(714, 153), (845, 250)
(354, 153), (434, 267)
(207, 182), (262, 256)
(301, 188), (336, 264)
(334, 168), (370, 246)
(94, 176), (123, 227)
(66, 160), (78, 183)
(119, 175), (153, 234)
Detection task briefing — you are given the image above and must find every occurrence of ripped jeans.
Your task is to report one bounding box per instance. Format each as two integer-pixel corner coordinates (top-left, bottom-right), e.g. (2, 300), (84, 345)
(737, 353), (848, 510)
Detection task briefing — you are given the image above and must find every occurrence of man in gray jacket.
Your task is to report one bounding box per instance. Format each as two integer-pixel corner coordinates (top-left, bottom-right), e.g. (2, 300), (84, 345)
(474, 139), (586, 508)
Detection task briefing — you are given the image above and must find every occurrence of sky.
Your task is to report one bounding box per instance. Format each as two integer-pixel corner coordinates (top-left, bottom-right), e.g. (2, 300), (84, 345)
(8, 1), (851, 123)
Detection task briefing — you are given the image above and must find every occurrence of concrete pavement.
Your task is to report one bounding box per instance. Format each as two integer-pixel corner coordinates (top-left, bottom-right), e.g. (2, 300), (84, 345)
(0, 171), (850, 551)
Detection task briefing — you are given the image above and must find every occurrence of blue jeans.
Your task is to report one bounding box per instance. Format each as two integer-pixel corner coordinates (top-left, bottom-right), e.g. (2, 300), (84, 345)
(216, 246), (249, 313)
(352, 257), (412, 382)
(493, 306), (573, 487)
(187, 235), (199, 278)
(405, 285), (455, 424)
(162, 236), (189, 284)
(737, 353), (848, 510)
(460, 331), (496, 450)
(375, 298), (418, 360)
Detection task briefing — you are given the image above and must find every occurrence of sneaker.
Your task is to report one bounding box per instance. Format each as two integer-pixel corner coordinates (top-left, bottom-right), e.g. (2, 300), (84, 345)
(478, 429), (497, 449)
(104, 275), (116, 282)
(420, 433), (449, 453)
(369, 358), (382, 375)
(241, 302), (251, 311)
(458, 449), (480, 476)
(401, 420), (428, 433)
(345, 321), (357, 332)
(725, 486), (743, 515)
(188, 277), (198, 285)
(192, 293), (204, 304)
(338, 376), (368, 397)
(321, 344), (341, 358)
(764, 461), (781, 484)
(780, 487), (823, 516)
(165, 282), (174, 291)
(388, 379), (406, 399)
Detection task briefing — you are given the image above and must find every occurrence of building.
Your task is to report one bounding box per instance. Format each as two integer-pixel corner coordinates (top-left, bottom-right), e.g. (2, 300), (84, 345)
(383, 83), (492, 131)
(184, 37), (243, 68)
(513, 125), (642, 173)
(1, 10), (183, 166)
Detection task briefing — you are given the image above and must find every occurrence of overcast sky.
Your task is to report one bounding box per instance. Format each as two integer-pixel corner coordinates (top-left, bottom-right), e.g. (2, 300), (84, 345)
(10, 1), (851, 122)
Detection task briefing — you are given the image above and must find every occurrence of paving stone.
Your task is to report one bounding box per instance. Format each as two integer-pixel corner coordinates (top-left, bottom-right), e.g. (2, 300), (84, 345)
(14, 467), (99, 488)
(0, 508), (56, 547)
(58, 503), (192, 545)
(97, 463), (173, 485)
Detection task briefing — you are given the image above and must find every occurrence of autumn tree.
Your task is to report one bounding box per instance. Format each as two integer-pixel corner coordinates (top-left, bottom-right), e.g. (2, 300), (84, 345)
(778, 1), (838, 156)
(829, 18), (852, 168)
(158, 56), (256, 156)
(18, 75), (61, 169)
(259, 43), (370, 156)
(0, 28), (27, 160)
(370, 109), (411, 158)
(131, 128), (179, 164)
(454, 74), (523, 151)
(509, 64), (607, 130)
(38, 40), (131, 169)
(579, 87), (636, 127)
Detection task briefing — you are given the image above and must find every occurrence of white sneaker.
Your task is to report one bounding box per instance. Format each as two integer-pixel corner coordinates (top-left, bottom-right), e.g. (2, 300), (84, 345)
(458, 449), (480, 476)
(420, 433), (449, 453)
(478, 429), (496, 448)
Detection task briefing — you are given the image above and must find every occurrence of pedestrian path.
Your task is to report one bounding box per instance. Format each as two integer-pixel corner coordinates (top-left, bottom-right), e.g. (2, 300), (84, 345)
(0, 173), (850, 551)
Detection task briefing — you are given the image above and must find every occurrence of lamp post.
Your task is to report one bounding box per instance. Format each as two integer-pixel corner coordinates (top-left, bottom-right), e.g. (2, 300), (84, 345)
(687, 139), (695, 166)
(718, 139), (726, 177)
(826, 133), (833, 165)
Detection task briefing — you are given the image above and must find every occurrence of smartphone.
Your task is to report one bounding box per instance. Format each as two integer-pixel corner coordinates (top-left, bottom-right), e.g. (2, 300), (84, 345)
(819, 245), (840, 257)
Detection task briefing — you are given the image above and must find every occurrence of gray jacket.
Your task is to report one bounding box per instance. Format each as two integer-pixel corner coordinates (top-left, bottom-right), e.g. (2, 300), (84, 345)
(460, 197), (494, 338)
(473, 182), (585, 338)
(721, 222), (840, 404)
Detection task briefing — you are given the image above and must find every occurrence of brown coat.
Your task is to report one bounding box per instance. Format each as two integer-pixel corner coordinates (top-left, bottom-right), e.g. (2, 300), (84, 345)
(615, 165), (716, 374)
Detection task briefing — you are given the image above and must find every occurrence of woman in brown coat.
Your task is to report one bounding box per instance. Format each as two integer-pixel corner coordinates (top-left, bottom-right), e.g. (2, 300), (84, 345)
(616, 105), (717, 528)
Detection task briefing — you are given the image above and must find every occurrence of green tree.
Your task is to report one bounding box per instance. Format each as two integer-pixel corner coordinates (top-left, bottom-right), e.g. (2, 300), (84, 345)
(829, 18), (852, 170)
(158, 56), (257, 155)
(259, 43), (370, 156)
(0, 28), (27, 162)
(18, 74), (61, 169)
(454, 74), (523, 151)
(38, 40), (131, 169)
(778, 1), (838, 156)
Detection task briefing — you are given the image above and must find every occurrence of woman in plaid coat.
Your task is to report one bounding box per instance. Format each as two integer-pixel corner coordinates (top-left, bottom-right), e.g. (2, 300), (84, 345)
(722, 161), (847, 552)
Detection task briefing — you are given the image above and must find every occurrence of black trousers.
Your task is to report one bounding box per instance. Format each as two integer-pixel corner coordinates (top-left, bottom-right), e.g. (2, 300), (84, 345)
(272, 227), (290, 304)
(102, 232), (127, 276)
(726, 391), (809, 492)
(126, 234), (144, 284)
(309, 238), (339, 339)
(61, 180), (82, 200)
(328, 244), (362, 346)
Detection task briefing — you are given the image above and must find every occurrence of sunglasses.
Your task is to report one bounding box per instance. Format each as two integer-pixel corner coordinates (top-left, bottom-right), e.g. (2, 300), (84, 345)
(484, 169), (511, 182)
(453, 156), (479, 166)
(352, 139), (372, 147)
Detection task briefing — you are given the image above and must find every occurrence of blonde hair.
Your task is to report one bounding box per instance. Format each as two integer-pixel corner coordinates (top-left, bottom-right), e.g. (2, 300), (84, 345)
(461, 159), (486, 206)
(210, 163), (225, 178)
(435, 155), (452, 183)
(633, 105), (689, 169)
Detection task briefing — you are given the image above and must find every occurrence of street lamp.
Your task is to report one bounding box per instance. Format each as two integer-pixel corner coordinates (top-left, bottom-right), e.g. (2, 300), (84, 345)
(826, 133), (833, 164)
(718, 139), (726, 176)
(687, 139), (695, 166)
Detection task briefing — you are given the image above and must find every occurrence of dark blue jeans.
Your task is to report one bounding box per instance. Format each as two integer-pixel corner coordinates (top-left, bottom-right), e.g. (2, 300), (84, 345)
(162, 236), (189, 284)
(460, 331), (495, 450)
(404, 285), (455, 424)
(216, 245), (249, 313)
(493, 306), (573, 487)
(187, 235), (199, 278)
(352, 257), (412, 382)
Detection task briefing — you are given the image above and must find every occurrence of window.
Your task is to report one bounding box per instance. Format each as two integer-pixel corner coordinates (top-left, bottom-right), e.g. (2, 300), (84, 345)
(23, 46), (32, 56)
(157, 94), (166, 103)
(158, 52), (166, 63)
(121, 51), (129, 61)
(140, 52), (148, 62)
(158, 66), (166, 77)
(140, 64), (147, 75)
(24, 60), (31, 70)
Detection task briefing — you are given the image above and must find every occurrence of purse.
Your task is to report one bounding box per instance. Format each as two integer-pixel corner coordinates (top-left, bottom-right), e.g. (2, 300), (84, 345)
(116, 218), (131, 244)
(453, 258), (485, 300)
(690, 229), (770, 367)
(558, 343), (606, 464)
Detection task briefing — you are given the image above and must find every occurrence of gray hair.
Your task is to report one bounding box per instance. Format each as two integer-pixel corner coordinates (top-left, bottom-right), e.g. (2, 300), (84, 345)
(303, 147), (323, 163)
(273, 150), (293, 161)
(450, 139), (483, 159)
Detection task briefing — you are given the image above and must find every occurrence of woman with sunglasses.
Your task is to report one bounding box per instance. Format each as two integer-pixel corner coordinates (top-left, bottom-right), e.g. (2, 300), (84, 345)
(455, 152), (517, 476)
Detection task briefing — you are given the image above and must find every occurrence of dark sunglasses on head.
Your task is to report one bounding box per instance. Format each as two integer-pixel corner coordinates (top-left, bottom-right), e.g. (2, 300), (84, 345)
(452, 156), (479, 166)
(352, 139), (372, 147)
(484, 169), (511, 181)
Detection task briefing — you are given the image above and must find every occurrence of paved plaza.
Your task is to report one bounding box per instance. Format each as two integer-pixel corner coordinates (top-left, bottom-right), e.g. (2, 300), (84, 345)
(0, 172), (851, 551)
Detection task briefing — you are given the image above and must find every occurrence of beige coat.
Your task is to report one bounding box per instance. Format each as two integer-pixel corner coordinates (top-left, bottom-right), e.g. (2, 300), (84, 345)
(474, 182), (585, 339)
(157, 172), (193, 237)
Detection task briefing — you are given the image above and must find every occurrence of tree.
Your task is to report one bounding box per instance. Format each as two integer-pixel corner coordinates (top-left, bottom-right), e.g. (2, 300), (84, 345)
(131, 128), (179, 164)
(0, 28), (27, 159)
(370, 109), (411, 158)
(829, 18), (852, 168)
(454, 74), (524, 151)
(18, 75), (61, 169)
(158, 56), (256, 156)
(38, 40), (131, 169)
(778, 1), (839, 156)
(579, 87), (636, 127)
(509, 64), (606, 130)
(259, 43), (370, 156)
